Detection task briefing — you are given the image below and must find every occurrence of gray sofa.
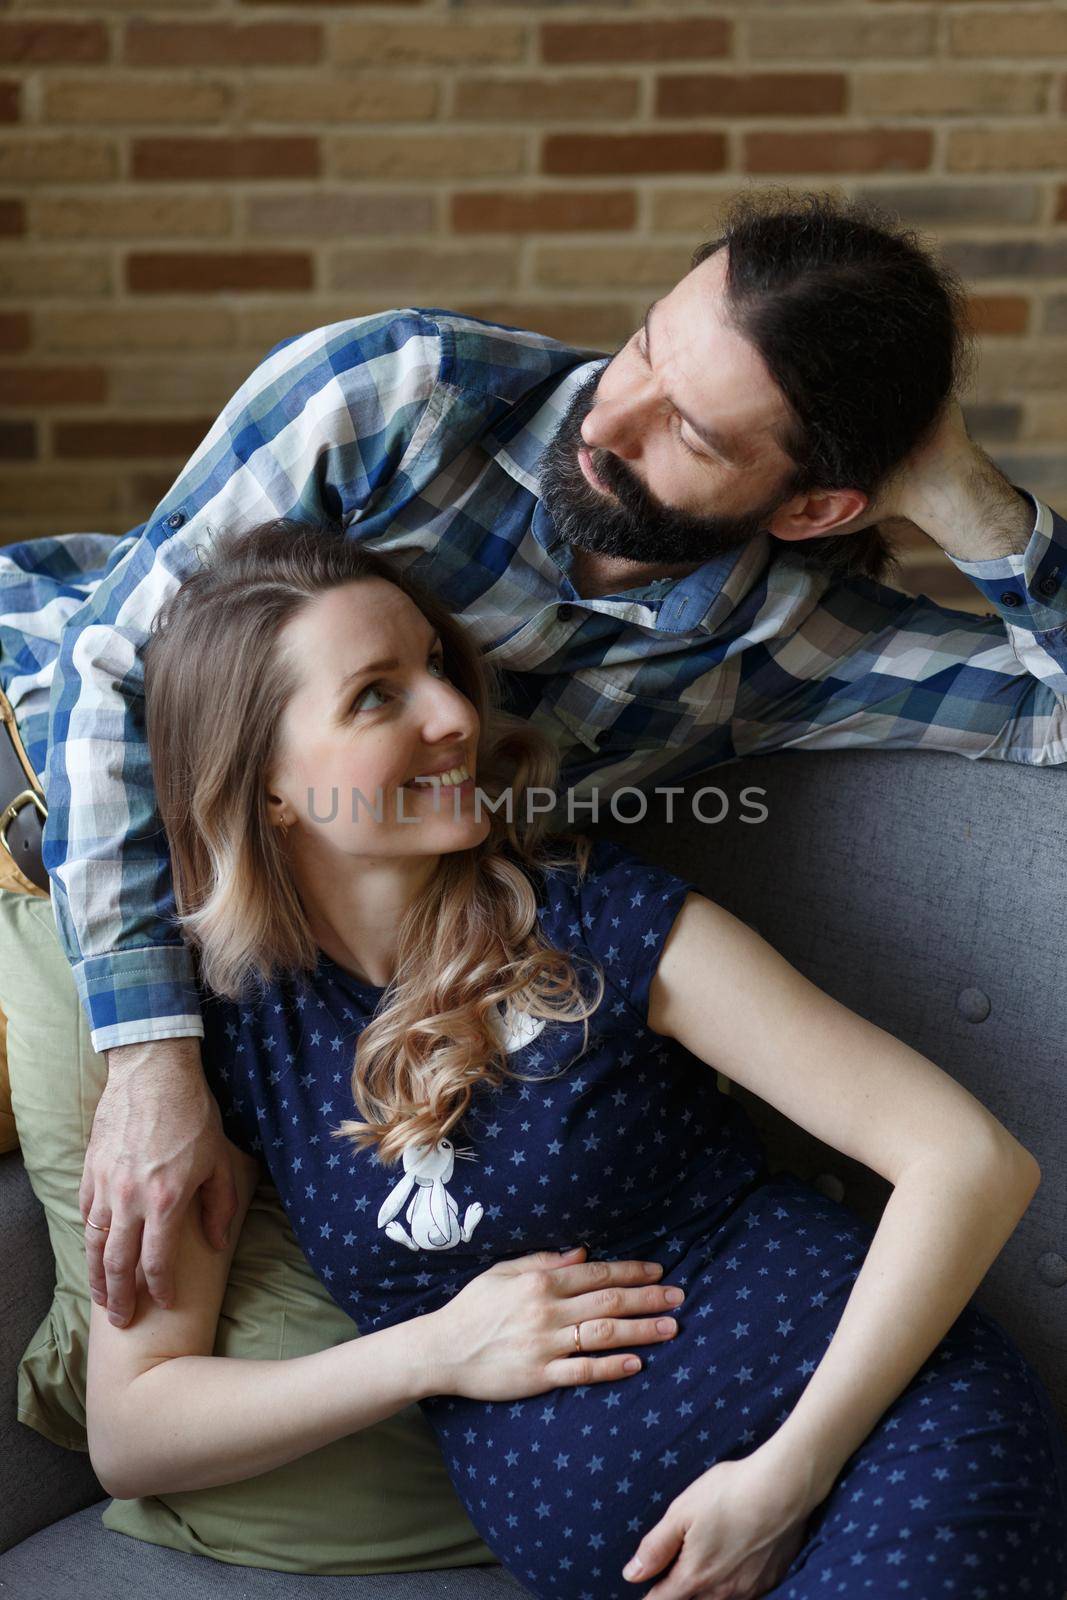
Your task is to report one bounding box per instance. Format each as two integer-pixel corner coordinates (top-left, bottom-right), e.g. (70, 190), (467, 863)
(2, 746), (1064, 1595)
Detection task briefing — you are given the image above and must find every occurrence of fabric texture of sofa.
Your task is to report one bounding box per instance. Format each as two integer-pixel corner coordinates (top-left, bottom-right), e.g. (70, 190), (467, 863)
(2, 746), (1064, 1596)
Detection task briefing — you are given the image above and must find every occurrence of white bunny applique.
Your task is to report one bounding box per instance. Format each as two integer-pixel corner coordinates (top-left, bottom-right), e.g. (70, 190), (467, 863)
(376, 1003), (545, 1253)
(378, 1138), (484, 1252)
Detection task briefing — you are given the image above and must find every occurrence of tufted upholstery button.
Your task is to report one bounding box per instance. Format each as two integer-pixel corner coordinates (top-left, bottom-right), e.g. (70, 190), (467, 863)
(813, 1172), (845, 1203)
(999, 591), (1022, 607)
(166, 510), (186, 530)
(1037, 573), (1059, 598)
(957, 986), (991, 1023)
(1036, 1252), (1067, 1289)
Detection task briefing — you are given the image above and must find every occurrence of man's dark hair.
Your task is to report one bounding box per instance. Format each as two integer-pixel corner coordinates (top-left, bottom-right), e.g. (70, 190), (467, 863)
(692, 189), (975, 585)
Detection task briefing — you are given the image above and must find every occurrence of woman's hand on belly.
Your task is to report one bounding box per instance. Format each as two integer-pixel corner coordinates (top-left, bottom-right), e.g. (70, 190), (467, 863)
(621, 1451), (812, 1600)
(424, 1243), (687, 1403)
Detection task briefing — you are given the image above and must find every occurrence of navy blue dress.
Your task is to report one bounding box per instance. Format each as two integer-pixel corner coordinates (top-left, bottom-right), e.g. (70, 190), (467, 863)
(199, 836), (1067, 1600)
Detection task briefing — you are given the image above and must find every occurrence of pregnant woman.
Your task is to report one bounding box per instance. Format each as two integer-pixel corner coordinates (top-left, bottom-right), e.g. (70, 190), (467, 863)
(86, 519), (1067, 1600)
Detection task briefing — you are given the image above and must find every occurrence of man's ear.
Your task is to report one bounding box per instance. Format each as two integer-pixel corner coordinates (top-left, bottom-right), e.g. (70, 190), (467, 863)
(766, 488), (870, 542)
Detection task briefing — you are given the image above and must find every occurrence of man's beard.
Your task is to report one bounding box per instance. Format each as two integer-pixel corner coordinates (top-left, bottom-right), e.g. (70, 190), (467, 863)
(538, 365), (792, 566)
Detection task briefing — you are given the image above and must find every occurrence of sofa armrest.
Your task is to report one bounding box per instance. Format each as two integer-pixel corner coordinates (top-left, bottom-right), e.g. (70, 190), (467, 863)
(0, 1150), (106, 1553)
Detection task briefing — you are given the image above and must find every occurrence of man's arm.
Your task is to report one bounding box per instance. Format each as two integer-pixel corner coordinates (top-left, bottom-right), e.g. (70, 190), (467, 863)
(46, 309), (444, 1324)
(43, 307), (443, 1054)
(728, 400), (1066, 767)
(729, 489), (1066, 768)
(825, 395), (1067, 702)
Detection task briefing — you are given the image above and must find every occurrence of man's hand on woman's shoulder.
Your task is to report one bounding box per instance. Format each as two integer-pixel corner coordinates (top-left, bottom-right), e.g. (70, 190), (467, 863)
(79, 1037), (239, 1328)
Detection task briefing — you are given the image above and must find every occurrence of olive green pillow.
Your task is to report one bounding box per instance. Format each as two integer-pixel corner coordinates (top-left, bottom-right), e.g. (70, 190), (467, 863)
(0, 883), (496, 1575)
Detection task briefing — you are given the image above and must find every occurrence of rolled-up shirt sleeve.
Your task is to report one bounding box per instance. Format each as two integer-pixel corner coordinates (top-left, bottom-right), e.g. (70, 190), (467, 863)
(948, 490), (1067, 696)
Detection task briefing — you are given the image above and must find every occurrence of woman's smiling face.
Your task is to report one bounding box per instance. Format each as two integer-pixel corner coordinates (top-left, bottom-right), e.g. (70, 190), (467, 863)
(264, 577), (490, 863)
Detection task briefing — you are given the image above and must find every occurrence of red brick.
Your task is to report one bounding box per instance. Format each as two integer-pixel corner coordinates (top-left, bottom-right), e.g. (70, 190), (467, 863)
(0, 82), (20, 122)
(744, 128), (932, 174)
(0, 314), (30, 353)
(0, 21), (108, 65)
(544, 132), (726, 177)
(0, 422), (36, 461)
(0, 200), (24, 236)
(454, 75), (638, 123)
(127, 252), (313, 293)
(541, 18), (730, 65)
(123, 20), (321, 69)
(950, 9), (1067, 58)
(452, 190), (636, 233)
(0, 367), (107, 406)
(947, 126), (1067, 174)
(966, 295), (1030, 336)
(54, 419), (214, 461)
(132, 138), (319, 182)
(656, 72), (847, 119)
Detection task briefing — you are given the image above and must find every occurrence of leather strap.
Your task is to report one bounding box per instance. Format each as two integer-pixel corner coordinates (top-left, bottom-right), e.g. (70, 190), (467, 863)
(0, 684), (49, 895)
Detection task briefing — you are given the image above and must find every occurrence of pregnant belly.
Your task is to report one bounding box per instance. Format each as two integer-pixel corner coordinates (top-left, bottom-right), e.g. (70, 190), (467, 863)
(418, 1174), (876, 1599)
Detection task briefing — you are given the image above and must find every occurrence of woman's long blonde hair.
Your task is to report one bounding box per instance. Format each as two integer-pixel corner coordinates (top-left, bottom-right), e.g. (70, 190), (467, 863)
(143, 519), (605, 1166)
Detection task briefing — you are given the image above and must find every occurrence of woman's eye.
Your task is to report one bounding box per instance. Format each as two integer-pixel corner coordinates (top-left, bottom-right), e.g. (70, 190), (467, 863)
(349, 653), (447, 716)
(352, 683), (387, 713)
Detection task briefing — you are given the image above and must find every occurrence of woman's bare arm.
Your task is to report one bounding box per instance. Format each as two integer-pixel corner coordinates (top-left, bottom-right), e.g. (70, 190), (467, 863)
(86, 1143), (436, 1499)
(647, 891), (1041, 1505)
(87, 1142), (686, 1501)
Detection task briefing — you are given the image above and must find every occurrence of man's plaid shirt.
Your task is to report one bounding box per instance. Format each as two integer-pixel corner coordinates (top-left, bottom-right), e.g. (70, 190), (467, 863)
(1, 307), (1064, 1052)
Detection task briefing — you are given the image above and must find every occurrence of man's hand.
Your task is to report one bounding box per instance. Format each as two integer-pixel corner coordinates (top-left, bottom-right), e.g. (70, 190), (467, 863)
(79, 1037), (239, 1327)
(832, 398), (1034, 562)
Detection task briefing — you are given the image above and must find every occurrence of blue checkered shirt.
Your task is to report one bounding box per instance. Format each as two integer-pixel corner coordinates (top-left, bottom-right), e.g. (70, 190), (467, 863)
(1, 306), (1064, 1052)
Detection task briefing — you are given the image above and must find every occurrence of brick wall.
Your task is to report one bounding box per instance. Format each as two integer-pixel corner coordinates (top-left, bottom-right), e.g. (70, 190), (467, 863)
(2, 1), (1065, 613)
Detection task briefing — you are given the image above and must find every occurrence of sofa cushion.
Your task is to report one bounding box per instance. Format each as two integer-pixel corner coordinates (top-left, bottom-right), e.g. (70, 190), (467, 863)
(0, 1503), (529, 1599)
(0, 884), (497, 1576)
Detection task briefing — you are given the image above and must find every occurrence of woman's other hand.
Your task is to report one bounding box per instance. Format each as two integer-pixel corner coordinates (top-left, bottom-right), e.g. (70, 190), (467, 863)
(621, 1448), (816, 1599)
(428, 1244), (686, 1401)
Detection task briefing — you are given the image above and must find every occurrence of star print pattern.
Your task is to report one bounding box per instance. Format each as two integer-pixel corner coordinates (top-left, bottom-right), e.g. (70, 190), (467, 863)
(198, 836), (1067, 1600)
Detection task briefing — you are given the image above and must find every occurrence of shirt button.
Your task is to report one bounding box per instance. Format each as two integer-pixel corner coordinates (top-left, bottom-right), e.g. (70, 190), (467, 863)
(595, 729), (610, 748)
(166, 511), (186, 530)
(1037, 573), (1059, 597)
(999, 591), (1022, 607)
(557, 603), (573, 622)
